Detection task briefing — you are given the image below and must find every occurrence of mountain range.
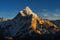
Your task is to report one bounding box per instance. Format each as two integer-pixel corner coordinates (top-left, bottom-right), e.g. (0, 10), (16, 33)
(0, 7), (60, 40)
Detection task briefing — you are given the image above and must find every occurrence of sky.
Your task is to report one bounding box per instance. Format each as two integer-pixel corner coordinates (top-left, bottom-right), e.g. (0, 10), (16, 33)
(0, 0), (60, 20)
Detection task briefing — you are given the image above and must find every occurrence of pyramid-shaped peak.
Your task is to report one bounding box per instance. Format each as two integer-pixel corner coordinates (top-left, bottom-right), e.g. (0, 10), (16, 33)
(25, 6), (30, 9)
(24, 6), (32, 14)
(23, 6), (38, 17)
(18, 6), (38, 17)
(25, 6), (31, 10)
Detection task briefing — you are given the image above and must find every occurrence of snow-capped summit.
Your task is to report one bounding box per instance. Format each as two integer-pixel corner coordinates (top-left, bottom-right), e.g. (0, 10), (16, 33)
(19, 6), (33, 16)
(15, 6), (38, 18)
(24, 6), (32, 14)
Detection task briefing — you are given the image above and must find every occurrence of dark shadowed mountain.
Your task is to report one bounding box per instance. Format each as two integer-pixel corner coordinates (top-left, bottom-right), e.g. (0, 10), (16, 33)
(51, 20), (60, 28)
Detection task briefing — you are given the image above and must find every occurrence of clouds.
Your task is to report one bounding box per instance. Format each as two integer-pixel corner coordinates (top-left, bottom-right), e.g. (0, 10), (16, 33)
(39, 9), (60, 20)
(53, 13), (60, 17)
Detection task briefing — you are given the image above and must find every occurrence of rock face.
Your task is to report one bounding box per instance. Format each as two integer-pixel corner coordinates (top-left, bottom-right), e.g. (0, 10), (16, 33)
(0, 7), (60, 40)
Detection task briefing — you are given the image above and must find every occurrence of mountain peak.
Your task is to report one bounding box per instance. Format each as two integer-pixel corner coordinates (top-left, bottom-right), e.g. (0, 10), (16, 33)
(17, 6), (38, 18)
(25, 6), (30, 9)
(18, 6), (32, 16)
(25, 6), (31, 10)
(24, 6), (32, 14)
(25, 6), (39, 17)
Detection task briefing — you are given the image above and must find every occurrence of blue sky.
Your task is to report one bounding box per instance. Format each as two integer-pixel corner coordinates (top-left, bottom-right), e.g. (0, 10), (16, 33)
(0, 0), (60, 20)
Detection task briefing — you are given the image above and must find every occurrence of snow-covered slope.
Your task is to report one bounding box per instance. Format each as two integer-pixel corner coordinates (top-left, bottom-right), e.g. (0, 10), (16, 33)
(0, 7), (60, 40)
